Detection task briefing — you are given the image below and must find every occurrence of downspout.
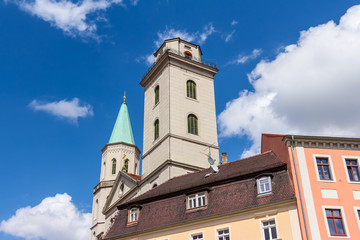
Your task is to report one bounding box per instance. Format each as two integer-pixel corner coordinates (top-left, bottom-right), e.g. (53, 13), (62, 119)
(290, 136), (309, 240)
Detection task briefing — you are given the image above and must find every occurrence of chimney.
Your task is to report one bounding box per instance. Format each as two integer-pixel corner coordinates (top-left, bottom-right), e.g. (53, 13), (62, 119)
(221, 152), (228, 164)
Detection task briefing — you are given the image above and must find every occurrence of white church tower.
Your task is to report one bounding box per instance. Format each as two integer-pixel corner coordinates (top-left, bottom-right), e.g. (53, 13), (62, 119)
(140, 38), (219, 177)
(90, 96), (140, 240)
(90, 38), (220, 239)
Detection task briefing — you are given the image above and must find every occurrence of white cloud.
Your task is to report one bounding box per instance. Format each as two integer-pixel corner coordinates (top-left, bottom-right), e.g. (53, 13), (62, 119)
(154, 23), (216, 47)
(10, 0), (127, 38)
(0, 193), (91, 240)
(228, 48), (262, 64)
(139, 23), (216, 65)
(198, 23), (215, 44)
(225, 30), (236, 42)
(231, 20), (238, 26)
(29, 97), (94, 123)
(218, 4), (360, 157)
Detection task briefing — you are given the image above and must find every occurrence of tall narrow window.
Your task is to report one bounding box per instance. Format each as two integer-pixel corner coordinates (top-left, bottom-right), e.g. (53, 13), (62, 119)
(188, 114), (198, 135)
(316, 158), (332, 180)
(326, 209), (346, 236)
(134, 163), (138, 174)
(346, 159), (360, 181)
(154, 86), (159, 105)
(154, 119), (159, 140)
(187, 80), (197, 99)
(122, 159), (129, 173)
(262, 219), (278, 240)
(111, 159), (116, 174)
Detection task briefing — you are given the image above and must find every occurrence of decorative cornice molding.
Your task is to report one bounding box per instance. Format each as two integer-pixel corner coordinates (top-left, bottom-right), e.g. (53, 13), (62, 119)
(93, 180), (115, 194)
(284, 135), (360, 150)
(142, 133), (219, 159)
(102, 141), (141, 154)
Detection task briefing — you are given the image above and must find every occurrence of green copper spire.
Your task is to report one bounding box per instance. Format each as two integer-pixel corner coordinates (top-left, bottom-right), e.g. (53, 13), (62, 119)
(109, 95), (135, 145)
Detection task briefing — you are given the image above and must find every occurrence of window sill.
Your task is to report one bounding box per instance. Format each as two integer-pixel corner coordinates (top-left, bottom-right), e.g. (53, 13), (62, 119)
(347, 180), (360, 184)
(317, 179), (336, 183)
(127, 221), (138, 226)
(186, 205), (208, 213)
(257, 192), (272, 197)
(186, 96), (199, 103)
(153, 102), (160, 109)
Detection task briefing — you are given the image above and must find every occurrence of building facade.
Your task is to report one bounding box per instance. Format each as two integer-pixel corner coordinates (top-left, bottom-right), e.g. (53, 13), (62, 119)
(104, 152), (301, 240)
(262, 134), (360, 239)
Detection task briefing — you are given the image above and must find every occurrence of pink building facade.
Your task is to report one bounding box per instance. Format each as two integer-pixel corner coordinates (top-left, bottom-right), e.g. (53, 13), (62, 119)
(262, 134), (360, 239)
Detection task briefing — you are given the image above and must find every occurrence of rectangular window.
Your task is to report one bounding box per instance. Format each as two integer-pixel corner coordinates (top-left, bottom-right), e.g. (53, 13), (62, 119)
(128, 208), (138, 223)
(346, 159), (360, 181)
(217, 228), (230, 240)
(326, 209), (346, 236)
(316, 158), (332, 180)
(257, 176), (272, 195)
(262, 220), (277, 240)
(191, 233), (203, 240)
(188, 192), (206, 209)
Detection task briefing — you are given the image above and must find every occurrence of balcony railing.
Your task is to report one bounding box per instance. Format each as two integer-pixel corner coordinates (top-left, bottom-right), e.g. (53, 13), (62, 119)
(142, 48), (217, 80)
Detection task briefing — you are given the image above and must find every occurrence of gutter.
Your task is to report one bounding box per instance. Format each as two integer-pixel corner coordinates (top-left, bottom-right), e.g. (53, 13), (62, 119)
(290, 136), (309, 240)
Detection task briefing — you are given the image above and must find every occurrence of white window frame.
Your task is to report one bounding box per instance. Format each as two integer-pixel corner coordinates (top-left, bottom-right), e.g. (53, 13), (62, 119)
(257, 176), (272, 195)
(353, 206), (360, 231)
(321, 206), (350, 238)
(260, 218), (278, 240)
(215, 226), (230, 240)
(313, 154), (336, 182)
(187, 192), (206, 209)
(189, 231), (204, 240)
(128, 208), (138, 223)
(342, 156), (360, 184)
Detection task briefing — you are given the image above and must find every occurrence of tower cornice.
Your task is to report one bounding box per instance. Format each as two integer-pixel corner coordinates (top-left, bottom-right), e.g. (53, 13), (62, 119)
(101, 141), (141, 154)
(140, 49), (218, 88)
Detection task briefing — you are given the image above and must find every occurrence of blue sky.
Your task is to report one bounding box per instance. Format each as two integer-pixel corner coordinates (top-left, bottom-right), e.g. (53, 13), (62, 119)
(1, 0), (360, 239)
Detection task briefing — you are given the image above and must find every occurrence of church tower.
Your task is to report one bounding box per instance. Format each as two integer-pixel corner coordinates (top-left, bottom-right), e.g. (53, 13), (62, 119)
(90, 96), (140, 240)
(140, 38), (219, 177)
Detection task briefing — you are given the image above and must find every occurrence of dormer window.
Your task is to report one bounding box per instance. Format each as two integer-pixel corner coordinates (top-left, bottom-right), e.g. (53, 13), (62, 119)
(128, 207), (139, 223)
(257, 176), (272, 195)
(188, 192), (206, 209)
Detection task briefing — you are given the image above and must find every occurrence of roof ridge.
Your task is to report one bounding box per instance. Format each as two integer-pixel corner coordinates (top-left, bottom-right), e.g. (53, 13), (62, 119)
(228, 150), (274, 164)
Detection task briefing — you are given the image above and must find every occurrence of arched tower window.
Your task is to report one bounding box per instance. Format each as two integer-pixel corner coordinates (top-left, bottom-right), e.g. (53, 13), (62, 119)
(111, 159), (116, 175)
(188, 114), (198, 135)
(187, 80), (196, 99)
(134, 163), (138, 174)
(155, 86), (159, 105)
(154, 119), (159, 140)
(122, 159), (129, 173)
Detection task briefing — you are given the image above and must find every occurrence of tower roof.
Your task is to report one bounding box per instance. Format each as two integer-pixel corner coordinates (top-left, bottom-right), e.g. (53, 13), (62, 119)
(109, 96), (135, 145)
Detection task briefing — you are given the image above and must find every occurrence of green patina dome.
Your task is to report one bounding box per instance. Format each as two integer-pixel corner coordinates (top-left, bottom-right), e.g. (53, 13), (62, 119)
(109, 97), (135, 145)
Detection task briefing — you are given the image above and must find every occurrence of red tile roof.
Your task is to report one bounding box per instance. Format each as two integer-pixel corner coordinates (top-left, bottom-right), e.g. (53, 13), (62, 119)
(125, 173), (141, 181)
(104, 151), (295, 239)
